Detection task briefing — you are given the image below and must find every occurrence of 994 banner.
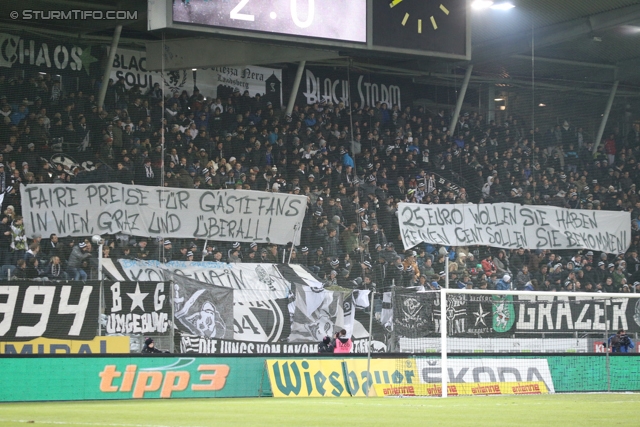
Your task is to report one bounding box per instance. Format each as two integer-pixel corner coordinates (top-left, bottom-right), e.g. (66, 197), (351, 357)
(172, 0), (367, 43)
(0, 283), (100, 341)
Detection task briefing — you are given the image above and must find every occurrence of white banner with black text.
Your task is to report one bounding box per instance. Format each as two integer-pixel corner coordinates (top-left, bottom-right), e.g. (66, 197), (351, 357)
(399, 202), (631, 253)
(22, 183), (306, 245)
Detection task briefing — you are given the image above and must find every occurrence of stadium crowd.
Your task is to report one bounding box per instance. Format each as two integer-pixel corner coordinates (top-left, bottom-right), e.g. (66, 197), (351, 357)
(0, 71), (639, 292)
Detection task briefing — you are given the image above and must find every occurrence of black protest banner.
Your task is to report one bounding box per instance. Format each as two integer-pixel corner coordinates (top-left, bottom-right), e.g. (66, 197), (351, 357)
(180, 336), (319, 354)
(172, 274), (234, 340)
(180, 336), (387, 355)
(0, 282), (99, 341)
(21, 183), (306, 245)
(104, 281), (171, 335)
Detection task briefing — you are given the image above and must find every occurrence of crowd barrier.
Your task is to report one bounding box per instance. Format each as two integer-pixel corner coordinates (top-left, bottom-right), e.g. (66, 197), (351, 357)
(1, 354), (638, 401)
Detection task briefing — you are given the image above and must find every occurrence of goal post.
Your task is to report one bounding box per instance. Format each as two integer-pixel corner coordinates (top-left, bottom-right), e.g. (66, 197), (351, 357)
(387, 288), (640, 397)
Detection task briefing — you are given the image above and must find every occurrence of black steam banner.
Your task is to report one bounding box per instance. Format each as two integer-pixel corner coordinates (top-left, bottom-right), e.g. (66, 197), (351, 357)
(0, 282), (100, 341)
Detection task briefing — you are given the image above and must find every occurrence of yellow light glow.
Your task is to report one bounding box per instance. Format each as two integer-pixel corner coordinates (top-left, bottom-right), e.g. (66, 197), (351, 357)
(430, 16), (437, 30)
(402, 13), (409, 26)
(440, 4), (450, 15)
(390, 0), (403, 8)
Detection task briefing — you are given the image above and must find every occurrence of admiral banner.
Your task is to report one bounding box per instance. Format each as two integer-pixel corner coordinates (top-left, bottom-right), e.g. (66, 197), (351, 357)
(0, 337), (130, 354)
(0, 282), (99, 341)
(399, 202), (631, 253)
(104, 282), (171, 335)
(21, 183), (307, 245)
(394, 293), (640, 337)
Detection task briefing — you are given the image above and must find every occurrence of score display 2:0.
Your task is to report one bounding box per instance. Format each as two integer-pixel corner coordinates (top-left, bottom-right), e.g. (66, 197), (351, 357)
(173, 0), (368, 43)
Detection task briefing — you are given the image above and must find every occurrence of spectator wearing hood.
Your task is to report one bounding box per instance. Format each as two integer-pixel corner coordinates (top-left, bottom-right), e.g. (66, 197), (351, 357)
(496, 274), (512, 290)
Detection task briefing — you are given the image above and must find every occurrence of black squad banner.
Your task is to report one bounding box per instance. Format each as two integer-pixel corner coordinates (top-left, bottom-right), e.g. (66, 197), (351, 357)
(0, 282), (99, 341)
(392, 293), (640, 337)
(104, 281), (171, 335)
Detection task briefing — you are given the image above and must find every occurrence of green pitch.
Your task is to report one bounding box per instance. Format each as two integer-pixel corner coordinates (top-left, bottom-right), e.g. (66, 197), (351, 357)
(0, 394), (637, 427)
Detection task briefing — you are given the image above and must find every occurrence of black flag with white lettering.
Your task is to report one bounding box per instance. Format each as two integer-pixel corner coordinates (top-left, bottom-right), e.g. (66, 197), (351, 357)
(104, 281), (171, 335)
(0, 282), (100, 341)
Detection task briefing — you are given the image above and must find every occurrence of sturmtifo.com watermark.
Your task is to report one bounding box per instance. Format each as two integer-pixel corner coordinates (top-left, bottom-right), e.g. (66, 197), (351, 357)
(10, 10), (138, 20)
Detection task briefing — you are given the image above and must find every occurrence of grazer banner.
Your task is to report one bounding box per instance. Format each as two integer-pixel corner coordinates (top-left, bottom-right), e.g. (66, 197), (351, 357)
(0, 282), (99, 341)
(392, 293), (640, 337)
(21, 183), (307, 245)
(104, 282), (171, 335)
(297, 66), (410, 108)
(398, 202), (631, 253)
(0, 356), (267, 401)
(111, 48), (283, 106)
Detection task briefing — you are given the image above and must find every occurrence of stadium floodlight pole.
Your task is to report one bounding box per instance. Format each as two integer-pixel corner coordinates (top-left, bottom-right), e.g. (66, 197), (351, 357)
(287, 223), (301, 264)
(604, 304), (610, 392)
(285, 61), (306, 117)
(366, 289), (375, 397)
(440, 287), (448, 398)
(592, 78), (619, 154)
(439, 247), (449, 289)
(97, 24), (122, 109)
(449, 65), (474, 139)
(201, 240), (208, 262)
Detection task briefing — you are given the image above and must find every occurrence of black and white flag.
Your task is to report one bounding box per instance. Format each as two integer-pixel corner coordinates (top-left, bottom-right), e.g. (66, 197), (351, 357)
(104, 281), (171, 335)
(171, 274), (234, 340)
(393, 290), (437, 338)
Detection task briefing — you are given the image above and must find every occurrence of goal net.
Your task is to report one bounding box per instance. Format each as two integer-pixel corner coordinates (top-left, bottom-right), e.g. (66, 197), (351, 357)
(379, 288), (640, 397)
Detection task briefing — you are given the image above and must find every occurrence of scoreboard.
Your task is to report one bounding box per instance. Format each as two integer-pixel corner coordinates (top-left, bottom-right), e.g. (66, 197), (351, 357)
(149, 0), (470, 59)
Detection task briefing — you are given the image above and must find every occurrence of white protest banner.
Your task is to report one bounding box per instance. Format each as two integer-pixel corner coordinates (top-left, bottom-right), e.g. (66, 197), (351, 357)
(399, 202), (631, 254)
(111, 48), (282, 104)
(21, 184), (306, 245)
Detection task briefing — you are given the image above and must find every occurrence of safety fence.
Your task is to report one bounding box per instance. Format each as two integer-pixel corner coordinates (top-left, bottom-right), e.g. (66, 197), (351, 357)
(2, 271), (640, 357)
